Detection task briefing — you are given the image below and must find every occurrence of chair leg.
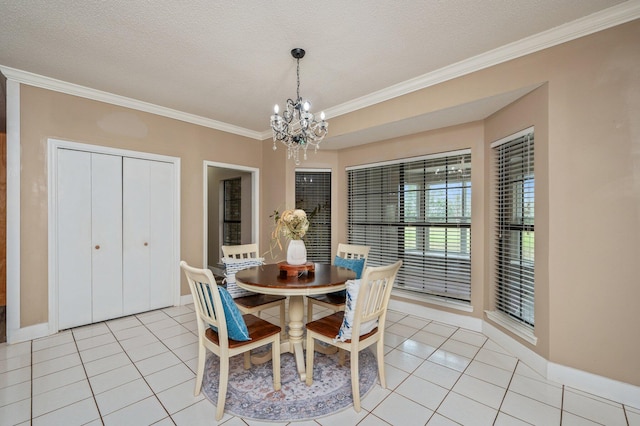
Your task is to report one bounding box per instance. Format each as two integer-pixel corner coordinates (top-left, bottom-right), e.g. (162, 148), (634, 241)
(376, 339), (386, 388)
(307, 299), (313, 323)
(279, 302), (286, 338)
(350, 350), (361, 412)
(216, 356), (229, 421)
(338, 348), (346, 366)
(243, 352), (251, 369)
(194, 344), (206, 396)
(272, 335), (281, 390)
(305, 333), (315, 386)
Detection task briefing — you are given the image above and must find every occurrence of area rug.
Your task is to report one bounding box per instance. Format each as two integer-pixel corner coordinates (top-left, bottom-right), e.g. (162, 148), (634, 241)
(201, 346), (378, 422)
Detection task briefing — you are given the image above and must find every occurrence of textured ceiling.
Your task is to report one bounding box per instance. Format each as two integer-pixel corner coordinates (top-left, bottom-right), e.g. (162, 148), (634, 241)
(0, 1), (635, 145)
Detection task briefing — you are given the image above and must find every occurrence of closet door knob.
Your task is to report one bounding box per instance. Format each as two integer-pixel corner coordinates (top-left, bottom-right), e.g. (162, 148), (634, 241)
(144, 242), (148, 246)
(95, 245), (100, 250)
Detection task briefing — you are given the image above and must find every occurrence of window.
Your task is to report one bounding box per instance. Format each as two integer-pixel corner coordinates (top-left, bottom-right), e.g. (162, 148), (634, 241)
(347, 150), (471, 302)
(223, 178), (241, 246)
(493, 130), (535, 327)
(296, 170), (331, 263)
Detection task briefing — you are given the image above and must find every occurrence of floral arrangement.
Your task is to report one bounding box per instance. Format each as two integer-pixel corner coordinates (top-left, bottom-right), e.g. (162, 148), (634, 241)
(272, 209), (309, 241)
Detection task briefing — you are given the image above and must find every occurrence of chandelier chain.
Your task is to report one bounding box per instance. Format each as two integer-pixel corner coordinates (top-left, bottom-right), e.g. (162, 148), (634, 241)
(296, 57), (300, 101)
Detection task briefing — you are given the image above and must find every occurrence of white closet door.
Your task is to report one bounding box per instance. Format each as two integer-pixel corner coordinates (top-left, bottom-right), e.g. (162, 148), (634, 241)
(123, 157), (174, 314)
(123, 157), (151, 315)
(148, 160), (175, 310)
(57, 149), (93, 329)
(91, 154), (123, 322)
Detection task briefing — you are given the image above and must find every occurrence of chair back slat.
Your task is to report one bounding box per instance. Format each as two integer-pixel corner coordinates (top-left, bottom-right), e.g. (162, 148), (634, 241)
(221, 243), (259, 259)
(336, 243), (370, 269)
(353, 260), (402, 332)
(180, 261), (228, 341)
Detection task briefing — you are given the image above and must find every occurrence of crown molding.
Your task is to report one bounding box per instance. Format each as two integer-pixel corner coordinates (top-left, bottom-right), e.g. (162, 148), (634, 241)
(2, 1), (638, 141)
(0, 65), (264, 140)
(325, 1), (640, 119)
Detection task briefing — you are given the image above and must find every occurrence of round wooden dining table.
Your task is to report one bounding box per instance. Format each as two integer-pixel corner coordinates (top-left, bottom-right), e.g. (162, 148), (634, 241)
(235, 262), (356, 381)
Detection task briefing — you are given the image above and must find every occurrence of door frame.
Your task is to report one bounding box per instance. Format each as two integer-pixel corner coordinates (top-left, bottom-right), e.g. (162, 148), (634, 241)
(203, 161), (259, 269)
(48, 138), (181, 334)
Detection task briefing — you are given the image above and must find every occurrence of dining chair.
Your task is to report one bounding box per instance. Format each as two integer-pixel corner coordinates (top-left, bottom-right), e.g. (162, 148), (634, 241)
(221, 243), (286, 333)
(180, 260), (281, 421)
(306, 243), (370, 321)
(305, 260), (402, 412)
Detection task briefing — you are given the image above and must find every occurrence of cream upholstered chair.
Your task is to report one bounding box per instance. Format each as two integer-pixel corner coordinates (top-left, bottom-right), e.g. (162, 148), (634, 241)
(306, 243), (370, 321)
(180, 261), (281, 420)
(221, 243), (286, 332)
(305, 260), (402, 412)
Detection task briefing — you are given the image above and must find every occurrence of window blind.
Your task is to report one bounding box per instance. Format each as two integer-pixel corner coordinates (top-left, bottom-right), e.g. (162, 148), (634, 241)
(494, 131), (535, 326)
(296, 170), (331, 263)
(223, 178), (241, 245)
(347, 151), (471, 301)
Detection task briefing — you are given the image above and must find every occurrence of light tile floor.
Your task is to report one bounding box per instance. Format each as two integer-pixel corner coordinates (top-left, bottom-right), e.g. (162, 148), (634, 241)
(1, 303), (638, 425)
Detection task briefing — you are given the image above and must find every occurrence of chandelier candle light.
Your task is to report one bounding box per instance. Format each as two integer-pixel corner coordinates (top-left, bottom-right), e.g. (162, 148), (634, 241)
(270, 48), (328, 165)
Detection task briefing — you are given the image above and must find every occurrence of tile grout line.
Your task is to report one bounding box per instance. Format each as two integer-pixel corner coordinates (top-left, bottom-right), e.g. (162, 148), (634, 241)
(105, 312), (177, 424)
(30, 328), (104, 424)
(115, 309), (209, 423)
(30, 339), (33, 425)
(391, 316), (464, 424)
(359, 312), (418, 420)
(492, 357), (519, 426)
(71, 323), (106, 425)
(422, 324), (466, 425)
(314, 310), (407, 426)
(559, 384), (565, 425)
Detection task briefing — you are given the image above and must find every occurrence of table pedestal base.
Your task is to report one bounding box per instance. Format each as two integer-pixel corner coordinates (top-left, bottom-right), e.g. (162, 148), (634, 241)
(285, 295), (307, 380)
(248, 295), (308, 380)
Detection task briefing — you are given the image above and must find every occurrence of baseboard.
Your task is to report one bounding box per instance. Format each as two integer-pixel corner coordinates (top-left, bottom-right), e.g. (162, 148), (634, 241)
(179, 294), (193, 305)
(548, 362), (640, 408)
(482, 321), (548, 377)
(390, 301), (640, 408)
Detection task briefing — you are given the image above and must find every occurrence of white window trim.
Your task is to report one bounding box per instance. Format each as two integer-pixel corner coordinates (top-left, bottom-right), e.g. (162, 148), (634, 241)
(491, 126), (535, 335)
(490, 126), (534, 148)
(346, 149), (471, 171)
(485, 309), (537, 345)
(394, 288), (473, 313)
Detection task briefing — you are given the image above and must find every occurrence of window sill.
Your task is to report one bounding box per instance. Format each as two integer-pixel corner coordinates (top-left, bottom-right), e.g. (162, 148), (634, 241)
(392, 288), (473, 313)
(485, 310), (537, 345)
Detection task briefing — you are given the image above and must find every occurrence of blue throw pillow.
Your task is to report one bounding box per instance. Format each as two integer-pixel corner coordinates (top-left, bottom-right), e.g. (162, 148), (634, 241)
(334, 255), (365, 279)
(205, 285), (251, 341)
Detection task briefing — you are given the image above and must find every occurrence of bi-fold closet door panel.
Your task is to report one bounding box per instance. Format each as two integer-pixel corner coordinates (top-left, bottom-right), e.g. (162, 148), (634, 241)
(57, 149), (174, 330)
(122, 157), (174, 315)
(57, 150), (123, 329)
(91, 153), (124, 322)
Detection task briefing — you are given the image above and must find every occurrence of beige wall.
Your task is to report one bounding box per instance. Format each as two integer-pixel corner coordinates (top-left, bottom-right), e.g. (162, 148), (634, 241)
(14, 19), (640, 387)
(19, 87), (262, 325)
(328, 20), (639, 385)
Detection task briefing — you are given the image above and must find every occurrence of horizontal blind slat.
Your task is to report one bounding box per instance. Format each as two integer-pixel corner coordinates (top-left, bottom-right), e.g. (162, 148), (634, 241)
(348, 152), (472, 302)
(494, 133), (535, 327)
(296, 171), (332, 263)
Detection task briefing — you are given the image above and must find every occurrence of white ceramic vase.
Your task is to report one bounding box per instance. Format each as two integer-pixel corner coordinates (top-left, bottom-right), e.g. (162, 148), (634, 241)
(287, 239), (307, 265)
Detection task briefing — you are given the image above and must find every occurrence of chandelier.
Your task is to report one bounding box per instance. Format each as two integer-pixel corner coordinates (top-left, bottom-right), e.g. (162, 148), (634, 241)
(270, 48), (328, 165)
